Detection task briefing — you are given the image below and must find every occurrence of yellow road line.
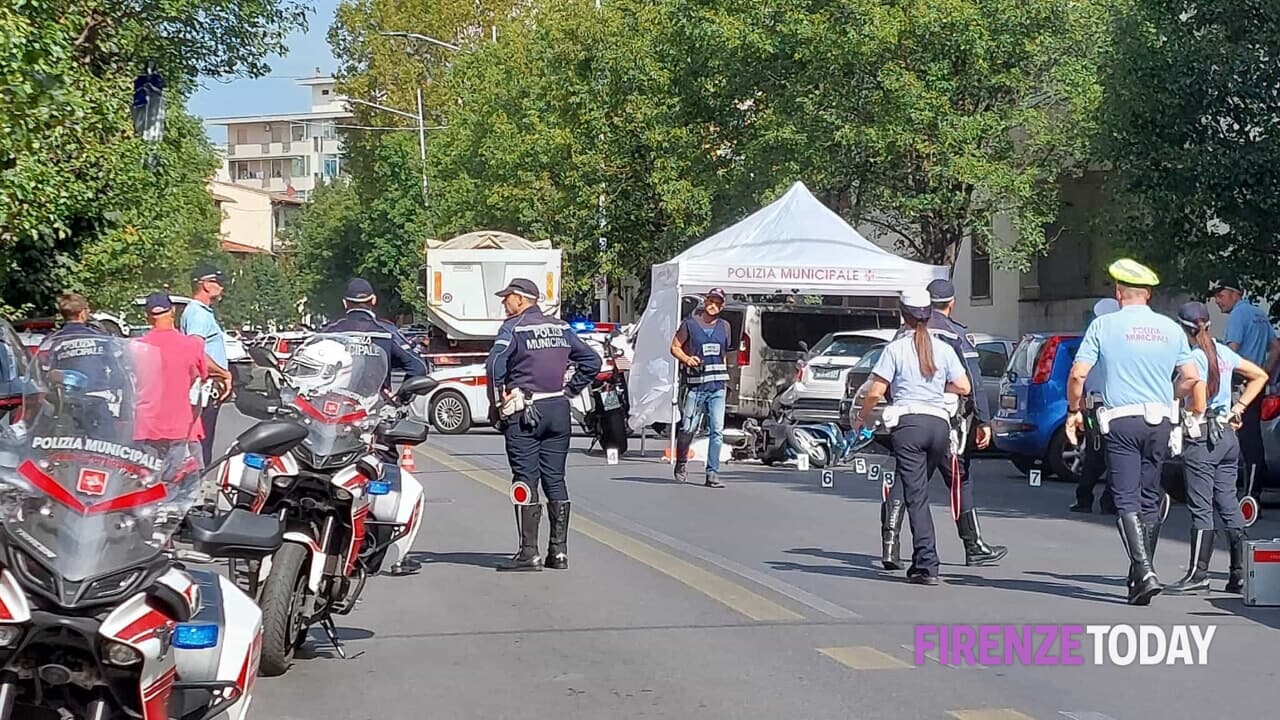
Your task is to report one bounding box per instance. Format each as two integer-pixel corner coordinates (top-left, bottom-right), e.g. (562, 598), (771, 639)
(817, 646), (913, 670)
(948, 710), (1038, 720)
(418, 444), (804, 623)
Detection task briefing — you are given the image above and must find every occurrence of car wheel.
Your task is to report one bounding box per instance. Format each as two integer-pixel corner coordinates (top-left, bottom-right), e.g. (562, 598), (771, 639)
(1046, 427), (1080, 483)
(429, 390), (472, 435)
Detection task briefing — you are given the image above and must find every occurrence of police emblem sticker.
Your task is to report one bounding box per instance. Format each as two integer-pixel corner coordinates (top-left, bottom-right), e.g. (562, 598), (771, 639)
(854, 457), (867, 475)
(322, 399), (341, 416)
(1029, 469), (1042, 487)
(77, 468), (108, 496)
(510, 482), (534, 506)
(820, 470), (834, 489)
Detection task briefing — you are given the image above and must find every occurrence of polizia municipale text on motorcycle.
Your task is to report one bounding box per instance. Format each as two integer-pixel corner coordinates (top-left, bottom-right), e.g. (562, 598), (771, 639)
(0, 333), (309, 720)
(213, 334), (436, 676)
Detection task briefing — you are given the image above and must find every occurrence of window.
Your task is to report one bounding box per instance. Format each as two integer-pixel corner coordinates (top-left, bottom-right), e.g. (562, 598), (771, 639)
(810, 334), (886, 360)
(760, 310), (884, 353)
(291, 123), (305, 142)
(291, 157), (307, 177)
(321, 89), (331, 96)
(235, 127), (248, 144)
(322, 156), (340, 178)
(970, 242), (992, 301)
(976, 342), (1010, 378)
(321, 121), (337, 140)
(270, 124), (284, 143)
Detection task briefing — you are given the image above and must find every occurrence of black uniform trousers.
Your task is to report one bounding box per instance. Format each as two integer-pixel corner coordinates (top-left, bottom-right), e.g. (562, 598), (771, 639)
(884, 422), (973, 519)
(503, 396), (571, 503)
(1182, 426), (1246, 531)
(199, 402), (220, 467)
(890, 415), (953, 575)
(1104, 417), (1170, 524)
(1074, 431), (1115, 511)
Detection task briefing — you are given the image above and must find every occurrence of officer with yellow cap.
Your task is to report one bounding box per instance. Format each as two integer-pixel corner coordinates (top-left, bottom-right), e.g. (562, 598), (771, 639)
(1066, 259), (1201, 605)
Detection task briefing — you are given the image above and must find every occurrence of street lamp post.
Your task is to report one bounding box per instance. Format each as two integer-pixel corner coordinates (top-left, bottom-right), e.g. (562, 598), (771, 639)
(346, 94), (429, 206)
(379, 31), (461, 52)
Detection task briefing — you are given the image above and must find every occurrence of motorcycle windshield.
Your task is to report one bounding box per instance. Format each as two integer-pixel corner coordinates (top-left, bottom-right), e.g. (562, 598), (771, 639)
(281, 334), (387, 463)
(1, 336), (202, 593)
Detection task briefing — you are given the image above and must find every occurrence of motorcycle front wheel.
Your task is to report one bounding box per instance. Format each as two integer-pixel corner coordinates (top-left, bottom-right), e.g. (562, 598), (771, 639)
(790, 428), (830, 468)
(259, 542), (310, 676)
(600, 410), (629, 454)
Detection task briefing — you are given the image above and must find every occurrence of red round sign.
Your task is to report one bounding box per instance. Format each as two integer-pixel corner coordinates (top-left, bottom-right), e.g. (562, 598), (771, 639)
(1241, 496), (1258, 527)
(510, 482), (531, 505)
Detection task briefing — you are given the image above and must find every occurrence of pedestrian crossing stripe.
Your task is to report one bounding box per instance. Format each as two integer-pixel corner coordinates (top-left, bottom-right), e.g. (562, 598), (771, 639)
(817, 646), (912, 670)
(949, 710), (1038, 720)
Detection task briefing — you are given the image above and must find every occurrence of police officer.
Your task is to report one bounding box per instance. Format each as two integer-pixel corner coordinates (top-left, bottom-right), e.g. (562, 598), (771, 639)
(1066, 259), (1200, 605)
(43, 292), (110, 390)
(1209, 278), (1280, 502)
(854, 289), (972, 585)
(879, 279), (1006, 569)
(486, 278), (601, 572)
(320, 279), (428, 389)
(1071, 298), (1119, 514)
(1165, 302), (1269, 594)
(48, 292), (106, 342)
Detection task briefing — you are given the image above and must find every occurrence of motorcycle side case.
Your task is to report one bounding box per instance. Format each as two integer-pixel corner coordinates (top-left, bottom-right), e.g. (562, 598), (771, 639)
(1243, 539), (1280, 606)
(173, 570), (264, 720)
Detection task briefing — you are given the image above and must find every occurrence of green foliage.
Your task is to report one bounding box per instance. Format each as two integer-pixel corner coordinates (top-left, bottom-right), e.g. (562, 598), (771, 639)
(280, 181), (365, 317)
(0, 0), (309, 316)
(218, 254), (302, 329)
(1097, 0), (1280, 297)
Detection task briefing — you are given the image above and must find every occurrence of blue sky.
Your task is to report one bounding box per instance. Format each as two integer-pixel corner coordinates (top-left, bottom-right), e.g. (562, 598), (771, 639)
(188, 0), (342, 143)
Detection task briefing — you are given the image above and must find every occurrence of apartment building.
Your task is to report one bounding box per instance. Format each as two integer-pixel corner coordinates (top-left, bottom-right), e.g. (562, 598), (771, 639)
(209, 180), (303, 255)
(206, 75), (351, 200)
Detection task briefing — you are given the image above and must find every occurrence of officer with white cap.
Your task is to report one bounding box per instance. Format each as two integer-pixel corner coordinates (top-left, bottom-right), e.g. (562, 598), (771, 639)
(1070, 298), (1120, 514)
(853, 289), (972, 585)
(879, 278), (1006, 569)
(1066, 259), (1200, 605)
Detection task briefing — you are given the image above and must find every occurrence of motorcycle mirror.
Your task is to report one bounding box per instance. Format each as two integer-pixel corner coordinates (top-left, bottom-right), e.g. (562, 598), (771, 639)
(798, 340), (809, 353)
(396, 375), (439, 401)
(233, 420), (308, 458)
(247, 346), (279, 369)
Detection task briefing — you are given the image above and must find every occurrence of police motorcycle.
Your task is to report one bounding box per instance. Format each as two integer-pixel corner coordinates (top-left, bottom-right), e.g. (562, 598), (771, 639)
(217, 334), (436, 676)
(0, 334), (305, 720)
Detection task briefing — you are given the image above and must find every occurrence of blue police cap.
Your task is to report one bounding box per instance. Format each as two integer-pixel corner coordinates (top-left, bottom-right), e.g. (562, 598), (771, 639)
(144, 292), (173, 315)
(344, 278), (376, 303)
(926, 279), (956, 303)
(1177, 301), (1211, 329)
(495, 278), (540, 300)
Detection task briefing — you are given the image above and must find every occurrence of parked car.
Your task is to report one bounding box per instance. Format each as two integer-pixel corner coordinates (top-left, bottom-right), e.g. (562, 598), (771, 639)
(790, 329), (898, 423)
(839, 333), (1016, 438)
(410, 328), (625, 434)
(679, 297), (901, 421)
(130, 295), (250, 365)
(258, 329), (312, 369)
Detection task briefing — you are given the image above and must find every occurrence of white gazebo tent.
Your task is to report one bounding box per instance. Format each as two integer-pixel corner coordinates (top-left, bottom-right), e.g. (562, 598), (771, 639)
(627, 181), (948, 446)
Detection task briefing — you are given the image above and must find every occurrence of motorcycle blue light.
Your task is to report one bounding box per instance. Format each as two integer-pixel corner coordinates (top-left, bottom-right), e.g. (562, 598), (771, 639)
(244, 454), (267, 470)
(173, 623), (219, 650)
(571, 321), (594, 332)
(366, 480), (392, 496)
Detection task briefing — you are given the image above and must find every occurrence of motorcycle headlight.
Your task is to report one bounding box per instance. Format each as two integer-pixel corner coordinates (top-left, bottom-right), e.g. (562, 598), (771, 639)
(0, 625), (22, 647)
(103, 641), (143, 667)
(334, 487), (352, 502)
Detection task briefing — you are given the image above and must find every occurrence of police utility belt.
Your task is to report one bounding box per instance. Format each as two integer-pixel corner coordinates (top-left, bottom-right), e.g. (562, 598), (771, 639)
(881, 394), (968, 455)
(1179, 406), (1231, 448)
(499, 389), (564, 425)
(1094, 402), (1181, 455)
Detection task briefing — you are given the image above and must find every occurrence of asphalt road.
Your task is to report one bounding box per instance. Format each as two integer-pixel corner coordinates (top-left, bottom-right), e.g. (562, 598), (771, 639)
(215, 408), (1280, 720)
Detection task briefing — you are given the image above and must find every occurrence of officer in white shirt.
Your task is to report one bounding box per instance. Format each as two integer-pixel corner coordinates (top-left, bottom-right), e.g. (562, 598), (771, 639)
(852, 289), (971, 585)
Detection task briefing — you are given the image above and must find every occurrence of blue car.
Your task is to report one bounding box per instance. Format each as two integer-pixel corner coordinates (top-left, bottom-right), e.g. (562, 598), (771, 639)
(992, 333), (1083, 480)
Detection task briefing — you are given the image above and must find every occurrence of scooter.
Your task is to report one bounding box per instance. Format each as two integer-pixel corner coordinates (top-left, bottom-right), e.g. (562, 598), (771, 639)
(791, 422), (881, 469)
(731, 386), (828, 467)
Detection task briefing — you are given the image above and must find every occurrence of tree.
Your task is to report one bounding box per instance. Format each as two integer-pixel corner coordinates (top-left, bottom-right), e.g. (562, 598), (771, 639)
(1097, 0), (1280, 297)
(217, 254), (302, 329)
(0, 0), (309, 315)
(658, 0), (1113, 269)
(280, 181), (366, 318)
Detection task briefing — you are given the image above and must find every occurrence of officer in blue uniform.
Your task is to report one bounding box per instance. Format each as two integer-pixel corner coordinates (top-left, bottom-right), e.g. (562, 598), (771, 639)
(1067, 259), (1200, 605)
(854, 289), (972, 585)
(486, 278), (601, 572)
(43, 292), (111, 392)
(879, 279), (1006, 569)
(1210, 278), (1280, 502)
(1165, 301), (1269, 594)
(1071, 298), (1120, 514)
(320, 279), (427, 389)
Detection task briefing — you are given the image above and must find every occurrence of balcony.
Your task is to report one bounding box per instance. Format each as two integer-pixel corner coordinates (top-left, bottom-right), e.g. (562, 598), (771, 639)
(226, 142), (306, 159)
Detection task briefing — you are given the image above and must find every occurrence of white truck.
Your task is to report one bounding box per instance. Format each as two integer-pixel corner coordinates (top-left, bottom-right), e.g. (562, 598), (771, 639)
(418, 230), (563, 340)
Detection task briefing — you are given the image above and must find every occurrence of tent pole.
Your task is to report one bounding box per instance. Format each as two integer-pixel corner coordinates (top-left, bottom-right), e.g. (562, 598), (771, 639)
(669, 283), (681, 464)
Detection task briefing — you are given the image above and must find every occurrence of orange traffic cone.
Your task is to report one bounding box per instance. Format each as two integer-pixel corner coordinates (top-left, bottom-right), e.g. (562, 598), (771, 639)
(662, 447), (694, 464)
(399, 445), (416, 472)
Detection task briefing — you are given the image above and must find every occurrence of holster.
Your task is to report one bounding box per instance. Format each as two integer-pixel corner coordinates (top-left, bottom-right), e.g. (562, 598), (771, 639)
(521, 397), (542, 430)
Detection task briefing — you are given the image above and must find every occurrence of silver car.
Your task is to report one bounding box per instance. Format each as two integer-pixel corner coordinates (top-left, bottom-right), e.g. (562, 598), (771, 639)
(790, 330), (899, 423)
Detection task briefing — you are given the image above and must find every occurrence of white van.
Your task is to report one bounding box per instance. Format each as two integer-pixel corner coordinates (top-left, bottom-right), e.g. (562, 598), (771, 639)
(679, 297), (899, 420)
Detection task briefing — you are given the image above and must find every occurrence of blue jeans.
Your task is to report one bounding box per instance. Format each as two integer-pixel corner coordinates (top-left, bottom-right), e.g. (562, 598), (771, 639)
(679, 387), (726, 474)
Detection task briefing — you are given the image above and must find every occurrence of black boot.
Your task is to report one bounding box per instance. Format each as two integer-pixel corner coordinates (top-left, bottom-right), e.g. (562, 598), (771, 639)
(674, 431), (692, 482)
(1118, 513), (1160, 605)
(957, 510), (1008, 566)
(1142, 520), (1163, 573)
(545, 501), (571, 570)
(880, 499), (904, 570)
(1164, 528), (1213, 594)
(497, 504), (543, 572)
(1225, 527), (1247, 593)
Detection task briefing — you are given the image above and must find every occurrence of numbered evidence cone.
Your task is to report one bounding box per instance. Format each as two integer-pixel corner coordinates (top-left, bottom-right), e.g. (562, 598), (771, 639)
(498, 482), (543, 572)
(399, 445), (416, 472)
